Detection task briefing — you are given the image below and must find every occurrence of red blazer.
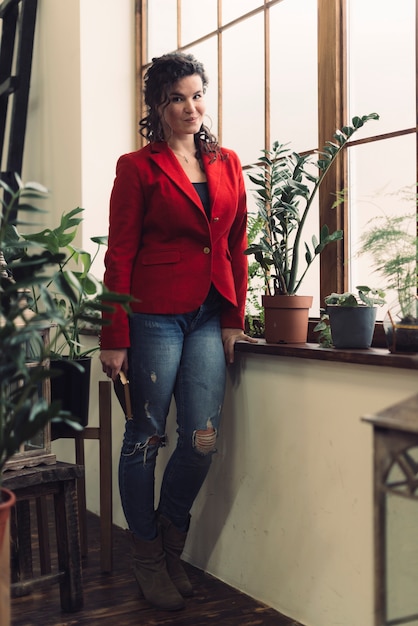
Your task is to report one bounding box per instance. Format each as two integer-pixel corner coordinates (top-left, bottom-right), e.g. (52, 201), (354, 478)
(100, 141), (248, 350)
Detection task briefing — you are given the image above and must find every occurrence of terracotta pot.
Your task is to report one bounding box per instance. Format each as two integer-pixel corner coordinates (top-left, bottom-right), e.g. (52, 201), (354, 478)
(262, 295), (313, 343)
(0, 487), (16, 626)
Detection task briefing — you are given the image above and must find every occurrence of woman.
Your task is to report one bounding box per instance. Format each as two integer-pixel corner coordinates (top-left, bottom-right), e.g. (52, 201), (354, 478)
(100, 52), (256, 611)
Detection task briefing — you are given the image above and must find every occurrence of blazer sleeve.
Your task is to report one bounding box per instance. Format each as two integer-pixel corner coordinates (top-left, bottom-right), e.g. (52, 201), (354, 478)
(100, 154), (145, 349)
(220, 152), (248, 330)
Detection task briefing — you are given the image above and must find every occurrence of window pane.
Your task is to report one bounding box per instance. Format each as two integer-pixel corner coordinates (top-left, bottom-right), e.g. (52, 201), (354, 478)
(222, 13), (264, 165)
(270, 0), (318, 152)
(147, 0), (177, 61)
(348, 135), (417, 320)
(221, 0), (263, 25)
(181, 0), (217, 45)
(348, 0), (416, 139)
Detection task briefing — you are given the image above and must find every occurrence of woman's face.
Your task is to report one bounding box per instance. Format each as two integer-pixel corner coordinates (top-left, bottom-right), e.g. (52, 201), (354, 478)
(159, 74), (206, 140)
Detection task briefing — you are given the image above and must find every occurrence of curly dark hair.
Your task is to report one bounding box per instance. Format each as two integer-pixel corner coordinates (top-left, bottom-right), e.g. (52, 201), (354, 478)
(138, 52), (223, 162)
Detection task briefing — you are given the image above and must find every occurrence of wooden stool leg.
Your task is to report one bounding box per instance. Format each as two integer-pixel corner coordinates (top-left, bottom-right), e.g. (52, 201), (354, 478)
(54, 479), (83, 612)
(74, 433), (88, 561)
(10, 507), (21, 585)
(36, 496), (51, 574)
(99, 380), (113, 573)
(11, 500), (33, 591)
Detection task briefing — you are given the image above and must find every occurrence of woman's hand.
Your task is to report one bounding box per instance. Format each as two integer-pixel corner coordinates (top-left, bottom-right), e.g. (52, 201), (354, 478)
(221, 328), (258, 364)
(99, 348), (128, 381)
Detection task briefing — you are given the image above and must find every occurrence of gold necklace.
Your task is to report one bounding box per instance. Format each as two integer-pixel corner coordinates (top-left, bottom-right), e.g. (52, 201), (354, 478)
(171, 148), (195, 164)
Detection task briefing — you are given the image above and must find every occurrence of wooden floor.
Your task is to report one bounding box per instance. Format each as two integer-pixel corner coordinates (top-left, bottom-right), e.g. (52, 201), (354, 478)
(11, 509), (304, 626)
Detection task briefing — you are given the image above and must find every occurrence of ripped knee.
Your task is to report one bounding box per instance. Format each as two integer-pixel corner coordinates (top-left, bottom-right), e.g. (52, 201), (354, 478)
(138, 433), (167, 465)
(148, 434), (165, 447)
(192, 423), (217, 455)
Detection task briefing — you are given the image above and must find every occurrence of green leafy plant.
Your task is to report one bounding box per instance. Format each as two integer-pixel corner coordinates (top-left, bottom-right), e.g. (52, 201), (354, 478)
(313, 312), (333, 348)
(359, 209), (418, 321)
(244, 114), (379, 297)
(8, 207), (130, 359)
(245, 212), (265, 337)
(324, 286), (386, 308)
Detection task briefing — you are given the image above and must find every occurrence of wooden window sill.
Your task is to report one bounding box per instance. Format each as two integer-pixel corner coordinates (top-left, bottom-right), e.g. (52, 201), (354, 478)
(234, 340), (418, 370)
(237, 319), (418, 369)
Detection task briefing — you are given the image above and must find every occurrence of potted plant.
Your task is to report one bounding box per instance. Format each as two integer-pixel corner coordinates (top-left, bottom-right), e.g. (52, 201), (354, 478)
(315, 286), (386, 349)
(7, 206), (131, 433)
(20, 207), (107, 359)
(23, 208), (106, 433)
(244, 113), (379, 343)
(359, 209), (418, 353)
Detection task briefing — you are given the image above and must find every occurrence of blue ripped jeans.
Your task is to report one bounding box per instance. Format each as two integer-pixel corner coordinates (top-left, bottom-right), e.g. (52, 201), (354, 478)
(119, 287), (226, 540)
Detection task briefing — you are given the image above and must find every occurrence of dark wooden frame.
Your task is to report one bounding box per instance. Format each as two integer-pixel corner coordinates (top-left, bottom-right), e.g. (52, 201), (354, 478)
(363, 394), (418, 626)
(0, 0), (38, 203)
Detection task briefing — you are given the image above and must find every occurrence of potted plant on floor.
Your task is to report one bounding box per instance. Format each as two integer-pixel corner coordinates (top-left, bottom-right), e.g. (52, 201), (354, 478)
(314, 286), (386, 349)
(244, 113), (379, 343)
(359, 209), (418, 353)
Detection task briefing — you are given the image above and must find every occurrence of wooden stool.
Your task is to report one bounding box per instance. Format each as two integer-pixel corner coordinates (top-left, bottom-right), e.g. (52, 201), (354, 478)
(50, 380), (113, 573)
(75, 380), (113, 572)
(3, 461), (84, 612)
(363, 393), (418, 625)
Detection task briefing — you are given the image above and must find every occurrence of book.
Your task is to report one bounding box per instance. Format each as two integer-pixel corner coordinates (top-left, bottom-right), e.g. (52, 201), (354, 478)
(113, 371), (133, 420)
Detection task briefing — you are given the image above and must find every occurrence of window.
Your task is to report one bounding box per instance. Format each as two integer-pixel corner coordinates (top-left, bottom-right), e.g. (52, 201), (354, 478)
(346, 0), (417, 316)
(136, 0), (417, 318)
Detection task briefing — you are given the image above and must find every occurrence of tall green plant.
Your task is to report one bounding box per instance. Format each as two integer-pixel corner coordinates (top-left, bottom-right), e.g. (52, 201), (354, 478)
(244, 113), (379, 296)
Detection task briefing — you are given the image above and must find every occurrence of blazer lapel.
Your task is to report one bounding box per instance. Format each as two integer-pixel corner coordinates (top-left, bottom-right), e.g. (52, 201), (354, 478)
(203, 152), (222, 215)
(149, 143), (205, 211)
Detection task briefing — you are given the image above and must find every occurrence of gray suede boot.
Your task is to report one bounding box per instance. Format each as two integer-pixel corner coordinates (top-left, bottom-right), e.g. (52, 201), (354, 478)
(128, 530), (185, 611)
(159, 514), (193, 597)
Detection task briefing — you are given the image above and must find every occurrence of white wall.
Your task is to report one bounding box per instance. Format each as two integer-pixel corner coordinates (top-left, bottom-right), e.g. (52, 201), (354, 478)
(24, 0), (136, 249)
(24, 1), (82, 220)
(184, 356), (417, 626)
(78, 0), (137, 262)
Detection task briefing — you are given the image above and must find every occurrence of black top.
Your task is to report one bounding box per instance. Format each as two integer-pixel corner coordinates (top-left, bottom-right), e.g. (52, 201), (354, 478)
(193, 182), (210, 219)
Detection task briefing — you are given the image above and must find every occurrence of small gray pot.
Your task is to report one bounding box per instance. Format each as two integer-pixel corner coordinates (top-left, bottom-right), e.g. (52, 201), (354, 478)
(327, 306), (377, 349)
